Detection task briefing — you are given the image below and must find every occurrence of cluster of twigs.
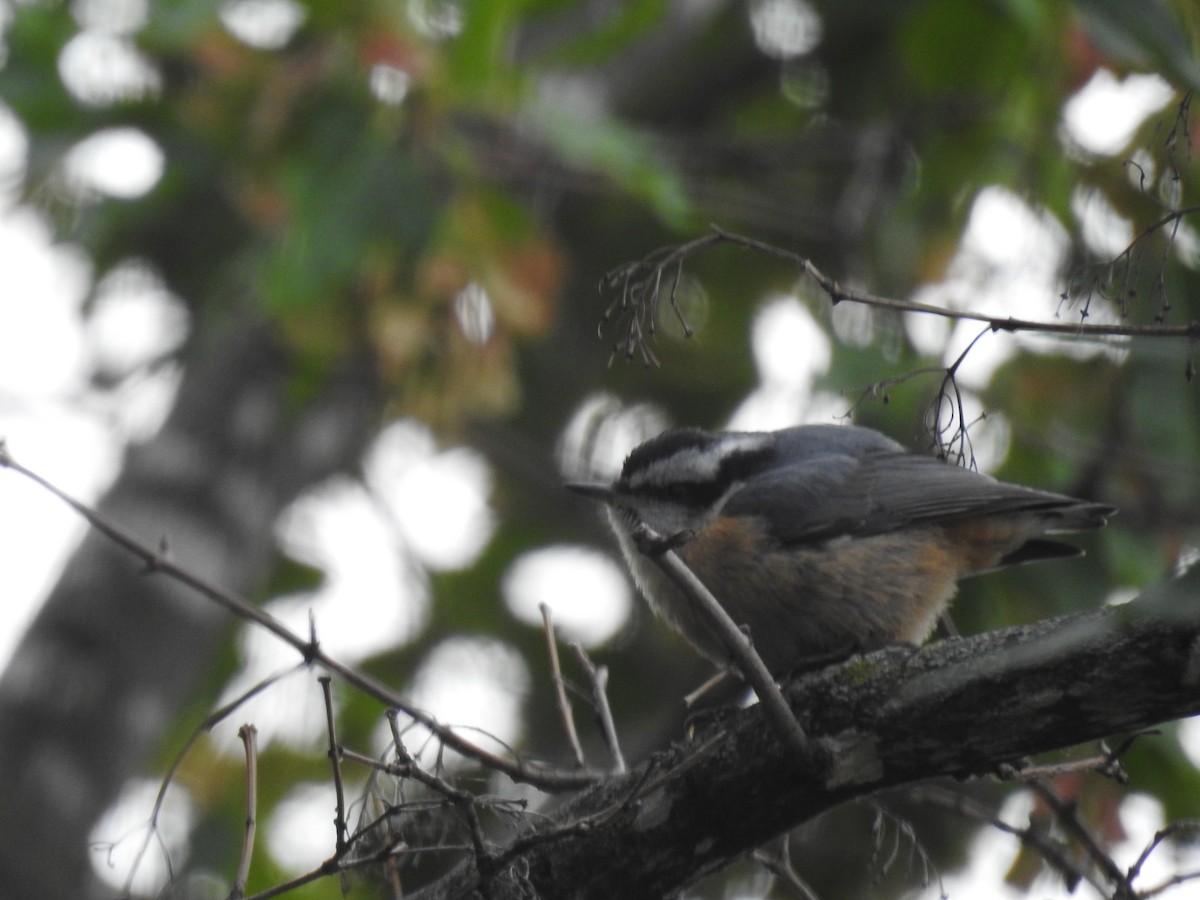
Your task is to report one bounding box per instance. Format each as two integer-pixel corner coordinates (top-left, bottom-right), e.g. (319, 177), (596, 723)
(0, 441), (621, 899)
(911, 733), (1200, 900)
(1068, 94), (1198, 328)
(3, 433), (807, 897)
(4, 440), (1200, 899)
(1061, 208), (1200, 336)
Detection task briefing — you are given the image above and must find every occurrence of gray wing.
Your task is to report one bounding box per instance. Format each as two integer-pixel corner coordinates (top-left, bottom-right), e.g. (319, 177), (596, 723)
(723, 435), (1112, 545)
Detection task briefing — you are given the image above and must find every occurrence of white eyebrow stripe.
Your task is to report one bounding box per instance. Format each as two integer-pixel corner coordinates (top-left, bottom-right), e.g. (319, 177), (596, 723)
(625, 434), (773, 488)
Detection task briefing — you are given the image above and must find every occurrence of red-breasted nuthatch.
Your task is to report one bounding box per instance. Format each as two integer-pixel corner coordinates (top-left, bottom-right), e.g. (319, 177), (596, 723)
(568, 424), (1114, 674)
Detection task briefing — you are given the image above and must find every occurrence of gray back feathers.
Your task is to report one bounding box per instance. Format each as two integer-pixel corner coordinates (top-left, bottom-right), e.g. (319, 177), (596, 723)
(625, 424), (1114, 546)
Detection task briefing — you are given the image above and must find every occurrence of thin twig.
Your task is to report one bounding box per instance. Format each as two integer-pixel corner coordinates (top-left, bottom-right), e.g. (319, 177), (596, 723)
(843, 365), (947, 417)
(570, 642), (626, 774)
(927, 325), (992, 464)
(338, 743), (532, 847)
(319, 676), (349, 855)
(1129, 818), (1200, 898)
(1127, 824), (1177, 887)
(752, 835), (821, 900)
(240, 841), (470, 900)
(340, 745), (528, 819)
(385, 712), (493, 881)
(0, 445), (598, 792)
(999, 755), (1126, 784)
(632, 523), (809, 758)
(682, 668), (737, 708)
(1139, 868), (1200, 899)
(712, 223), (1200, 339)
(865, 801), (943, 894)
(910, 785), (1107, 896)
(122, 663), (304, 896)
(228, 724), (259, 900)
(996, 735), (1147, 785)
(1026, 779), (1130, 893)
(599, 224), (1200, 366)
(242, 858), (341, 900)
(540, 604), (586, 768)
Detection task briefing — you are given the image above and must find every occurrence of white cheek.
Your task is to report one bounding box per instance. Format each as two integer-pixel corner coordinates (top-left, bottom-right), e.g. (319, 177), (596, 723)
(607, 519), (689, 626)
(605, 508), (676, 604)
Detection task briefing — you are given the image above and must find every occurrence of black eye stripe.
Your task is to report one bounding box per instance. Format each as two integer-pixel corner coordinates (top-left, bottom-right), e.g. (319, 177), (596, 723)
(618, 478), (732, 506)
(718, 444), (775, 482)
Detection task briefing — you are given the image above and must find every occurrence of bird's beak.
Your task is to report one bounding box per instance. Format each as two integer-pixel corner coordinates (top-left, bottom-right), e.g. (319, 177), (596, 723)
(565, 481), (617, 504)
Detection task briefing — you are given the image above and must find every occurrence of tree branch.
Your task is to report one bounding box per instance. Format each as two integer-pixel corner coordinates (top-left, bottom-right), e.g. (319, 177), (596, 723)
(600, 225), (1200, 365)
(413, 567), (1200, 899)
(0, 444), (599, 793)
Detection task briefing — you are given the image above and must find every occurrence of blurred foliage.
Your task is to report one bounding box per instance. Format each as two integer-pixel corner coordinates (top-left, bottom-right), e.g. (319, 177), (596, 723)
(3, 0), (1200, 897)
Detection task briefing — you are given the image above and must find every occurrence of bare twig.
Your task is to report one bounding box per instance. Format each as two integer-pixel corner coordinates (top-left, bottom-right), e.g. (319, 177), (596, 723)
(122, 663), (304, 896)
(319, 676), (349, 855)
(866, 801), (943, 895)
(996, 734), (1152, 786)
(682, 668), (737, 708)
(385, 711), (493, 880)
(243, 858), (342, 900)
(239, 840), (474, 900)
(843, 365), (947, 417)
(925, 325), (991, 465)
(1130, 820), (1200, 898)
(570, 642), (626, 774)
(540, 604), (586, 768)
(998, 755), (1126, 784)
(228, 725), (259, 900)
(752, 835), (821, 900)
(910, 785), (1106, 896)
(1140, 868), (1200, 899)
(631, 523), (809, 758)
(0, 445), (598, 792)
(1026, 779), (1130, 894)
(599, 224), (1200, 366)
(339, 743), (533, 843)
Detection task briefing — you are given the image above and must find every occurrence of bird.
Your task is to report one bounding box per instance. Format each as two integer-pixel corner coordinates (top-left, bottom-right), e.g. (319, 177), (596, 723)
(567, 423), (1114, 675)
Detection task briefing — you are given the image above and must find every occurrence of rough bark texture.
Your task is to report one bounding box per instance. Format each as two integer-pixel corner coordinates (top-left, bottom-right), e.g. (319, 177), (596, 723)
(0, 319), (382, 900)
(415, 568), (1200, 899)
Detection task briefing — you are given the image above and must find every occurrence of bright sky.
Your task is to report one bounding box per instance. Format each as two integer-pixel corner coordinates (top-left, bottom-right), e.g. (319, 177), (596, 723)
(0, 3), (1189, 894)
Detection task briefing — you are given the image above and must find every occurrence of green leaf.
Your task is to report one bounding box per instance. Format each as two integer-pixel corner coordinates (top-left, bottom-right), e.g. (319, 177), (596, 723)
(443, 0), (528, 106)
